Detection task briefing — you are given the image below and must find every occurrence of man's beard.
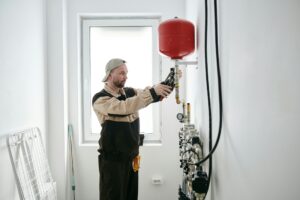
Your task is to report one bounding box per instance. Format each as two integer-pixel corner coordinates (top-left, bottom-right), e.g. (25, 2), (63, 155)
(113, 80), (125, 88)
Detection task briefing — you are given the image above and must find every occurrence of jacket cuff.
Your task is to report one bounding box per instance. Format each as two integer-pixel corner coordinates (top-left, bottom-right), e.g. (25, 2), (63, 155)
(150, 87), (160, 102)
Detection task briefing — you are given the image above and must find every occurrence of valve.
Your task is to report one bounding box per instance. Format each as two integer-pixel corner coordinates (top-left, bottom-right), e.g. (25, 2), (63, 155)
(178, 105), (208, 198)
(192, 169), (209, 194)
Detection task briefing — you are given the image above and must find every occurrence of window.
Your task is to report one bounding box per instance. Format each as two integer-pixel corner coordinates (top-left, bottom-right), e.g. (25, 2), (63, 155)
(79, 14), (162, 144)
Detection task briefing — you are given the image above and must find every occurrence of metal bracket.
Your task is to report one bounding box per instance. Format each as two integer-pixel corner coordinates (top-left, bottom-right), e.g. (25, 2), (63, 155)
(176, 60), (198, 68)
(177, 60), (198, 65)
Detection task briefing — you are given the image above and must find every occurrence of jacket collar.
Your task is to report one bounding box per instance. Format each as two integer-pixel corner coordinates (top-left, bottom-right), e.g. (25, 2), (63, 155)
(104, 83), (125, 97)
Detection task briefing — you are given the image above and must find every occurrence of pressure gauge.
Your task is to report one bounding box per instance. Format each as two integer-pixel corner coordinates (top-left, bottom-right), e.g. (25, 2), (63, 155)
(177, 113), (185, 122)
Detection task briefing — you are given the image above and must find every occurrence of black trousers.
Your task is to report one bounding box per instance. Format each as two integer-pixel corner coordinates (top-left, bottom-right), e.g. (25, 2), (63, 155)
(98, 155), (138, 200)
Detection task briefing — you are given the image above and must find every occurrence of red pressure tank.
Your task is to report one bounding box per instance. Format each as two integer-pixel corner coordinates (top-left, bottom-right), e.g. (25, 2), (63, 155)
(158, 17), (195, 60)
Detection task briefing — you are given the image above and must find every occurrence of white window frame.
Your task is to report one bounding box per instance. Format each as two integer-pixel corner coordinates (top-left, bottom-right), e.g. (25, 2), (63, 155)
(78, 14), (163, 145)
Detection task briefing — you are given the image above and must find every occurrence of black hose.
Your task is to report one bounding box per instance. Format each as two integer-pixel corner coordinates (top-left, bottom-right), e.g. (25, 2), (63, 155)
(214, 0), (223, 135)
(190, 0), (223, 167)
(199, 0), (223, 199)
(203, 0), (213, 198)
(179, 0), (223, 198)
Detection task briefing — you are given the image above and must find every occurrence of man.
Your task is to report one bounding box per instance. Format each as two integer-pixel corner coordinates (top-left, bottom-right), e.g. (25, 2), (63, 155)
(92, 58), (173, 200)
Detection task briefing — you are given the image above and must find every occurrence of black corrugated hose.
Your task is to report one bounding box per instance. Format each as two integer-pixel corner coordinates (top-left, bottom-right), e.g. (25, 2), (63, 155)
(201, 0), (223, 199)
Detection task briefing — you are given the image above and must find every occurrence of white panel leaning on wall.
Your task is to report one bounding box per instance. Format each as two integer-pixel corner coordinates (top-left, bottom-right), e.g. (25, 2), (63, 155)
(6, 127), (57, 200)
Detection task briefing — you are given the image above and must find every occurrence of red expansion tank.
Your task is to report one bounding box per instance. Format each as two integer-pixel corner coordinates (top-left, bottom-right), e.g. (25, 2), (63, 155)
(158, 17), (195, 59)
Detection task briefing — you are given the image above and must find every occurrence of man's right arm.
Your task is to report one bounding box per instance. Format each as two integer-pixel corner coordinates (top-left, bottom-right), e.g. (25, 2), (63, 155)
(93, 88), (156, 116)
(93, 84), (171, 116)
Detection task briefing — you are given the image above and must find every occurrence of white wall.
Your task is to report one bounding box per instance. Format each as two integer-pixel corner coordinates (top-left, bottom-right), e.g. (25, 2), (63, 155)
(46, 0), (69, 199)
(186, 0), (300, 200)
(0, 0), (47, 199)
(63, 0), (186, 200)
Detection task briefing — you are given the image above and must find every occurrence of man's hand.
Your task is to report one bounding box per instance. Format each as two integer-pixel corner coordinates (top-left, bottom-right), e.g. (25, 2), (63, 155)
(154, 84), (172, 98)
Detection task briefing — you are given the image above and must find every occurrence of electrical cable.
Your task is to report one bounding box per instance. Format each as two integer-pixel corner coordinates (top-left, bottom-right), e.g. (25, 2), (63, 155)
(182, 149), (201, 160)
